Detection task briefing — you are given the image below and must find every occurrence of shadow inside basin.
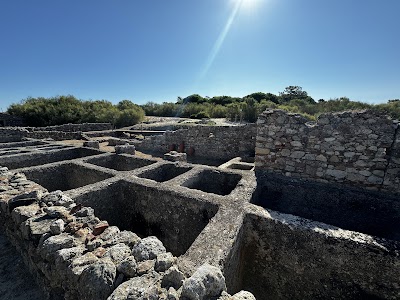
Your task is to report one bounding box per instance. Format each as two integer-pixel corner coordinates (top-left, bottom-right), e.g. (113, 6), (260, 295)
(23, 163), (113, 192)
(138, 163), (192, 182)
(85, 154), (156, 171)
(72, 180), (218, 256)
(182, 169), (242, 195)
(251, 172), (400, 241)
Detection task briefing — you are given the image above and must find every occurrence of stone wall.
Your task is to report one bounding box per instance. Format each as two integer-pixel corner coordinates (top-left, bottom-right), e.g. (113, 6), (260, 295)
(27, 131), (83, 141)
(0, 167), (247, 300)
(0, 127), (29, 143)
(136, 125), (256, 161)
(0, 113), (26, 127)
(30, 123), (113, 132)
(255, 109), (400, 193)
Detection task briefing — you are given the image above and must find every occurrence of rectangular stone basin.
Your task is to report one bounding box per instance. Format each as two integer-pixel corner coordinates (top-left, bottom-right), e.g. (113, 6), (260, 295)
(0, 147), (103, 170)
(71, 180), (218, 256)
(85, 154), (156, 171)
(225, 212), (400, 300)
(251, 173), (400, 241)
(181, 169), (242, 195)
(23, 163), (113, 192)
(138, 164), (192, 182)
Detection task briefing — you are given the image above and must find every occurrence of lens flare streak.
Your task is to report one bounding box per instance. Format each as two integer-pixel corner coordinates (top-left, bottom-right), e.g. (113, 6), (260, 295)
(199, 0), (243, 79)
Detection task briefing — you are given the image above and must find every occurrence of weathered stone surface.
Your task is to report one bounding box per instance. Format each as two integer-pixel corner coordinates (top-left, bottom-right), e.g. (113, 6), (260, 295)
(83, 140), (100, 149)
(42, 190), (74, 207)
(93, 221), (109, 235)
(181, 264), (226, 300)
(164, 151), (187, 162)
(107, 272), (161, 300)
(131, 236), (166, 261)
(103, 243), (131, 264)
(39, 233), (77, 261)
(103, 230), (141, 248)
(50, 218), (65, 235)
(155, 252), (176, 272)
(117, 256), (137, 277)
(162, 266), (185, 290)
(137, 259), (155, 275)
(78, 258), (116, 300)
(115, 144), (135, 155)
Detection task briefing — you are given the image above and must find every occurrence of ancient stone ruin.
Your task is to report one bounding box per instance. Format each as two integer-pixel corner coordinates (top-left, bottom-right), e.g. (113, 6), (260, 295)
(0, 109), (399, 300)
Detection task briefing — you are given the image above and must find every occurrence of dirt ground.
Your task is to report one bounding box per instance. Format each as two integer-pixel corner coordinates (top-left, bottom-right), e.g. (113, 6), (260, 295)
(0, 234), (44, 300)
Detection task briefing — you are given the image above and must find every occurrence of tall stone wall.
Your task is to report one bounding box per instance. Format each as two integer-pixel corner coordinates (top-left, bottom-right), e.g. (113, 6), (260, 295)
(255, 109), (400, 193)
(136, 125), (256, 161)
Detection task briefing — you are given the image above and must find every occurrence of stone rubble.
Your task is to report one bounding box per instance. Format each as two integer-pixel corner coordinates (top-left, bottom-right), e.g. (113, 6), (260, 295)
(0, 166), (256, 300)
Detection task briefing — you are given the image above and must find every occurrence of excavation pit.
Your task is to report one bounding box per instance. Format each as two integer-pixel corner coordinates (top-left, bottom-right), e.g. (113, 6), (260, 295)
(0, 147), (103, 170)
(71, 180), (218, 256)
(85, 154), (156, 171)
(182, 169), (242, 196)
(23, 163), (114, 192)
(138, 163), (192, 182)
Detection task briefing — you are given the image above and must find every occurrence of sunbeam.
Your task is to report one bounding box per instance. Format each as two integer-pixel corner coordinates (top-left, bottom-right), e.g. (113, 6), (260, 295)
(199, 0), (243, 80)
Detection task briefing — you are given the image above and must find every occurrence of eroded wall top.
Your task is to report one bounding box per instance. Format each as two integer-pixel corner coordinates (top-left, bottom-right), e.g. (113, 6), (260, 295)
(255, 109), (400, 193)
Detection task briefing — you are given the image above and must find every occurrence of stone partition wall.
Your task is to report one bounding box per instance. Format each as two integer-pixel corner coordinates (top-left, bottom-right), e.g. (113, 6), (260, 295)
(255, 109), (400, 193)
(0, 127), (28, 142)
(136, 125), (256, 161)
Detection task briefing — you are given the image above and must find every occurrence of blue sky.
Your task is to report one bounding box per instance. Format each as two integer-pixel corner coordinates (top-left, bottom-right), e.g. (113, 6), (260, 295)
(1, 0), (399, 110)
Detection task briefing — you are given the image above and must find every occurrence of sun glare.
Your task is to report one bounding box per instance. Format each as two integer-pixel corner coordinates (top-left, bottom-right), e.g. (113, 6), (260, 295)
(232, 0), (262, 10)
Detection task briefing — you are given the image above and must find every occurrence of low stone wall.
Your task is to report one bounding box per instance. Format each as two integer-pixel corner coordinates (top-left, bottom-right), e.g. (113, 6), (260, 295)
(136, 125), (256, 161)
(0, 167), (253, 300)
(30, 123), (113, 132)
(255, 109), (400, 193)
(27, 131), (83, 141)
(0, 127), (29, 143)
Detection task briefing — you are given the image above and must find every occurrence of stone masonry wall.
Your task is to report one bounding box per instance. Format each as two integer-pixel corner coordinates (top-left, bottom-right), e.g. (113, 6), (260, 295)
(0, 127), (29, 143)
(27, 131), (83, 141)
(255, 109), (400, 193)
(136, 125), (256, 161)
(0, 167), (253, 300)
(29, 123), (113, 132)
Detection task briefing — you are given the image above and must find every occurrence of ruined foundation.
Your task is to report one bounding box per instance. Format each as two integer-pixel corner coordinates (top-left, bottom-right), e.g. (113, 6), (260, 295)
(0, 110), (399, 300)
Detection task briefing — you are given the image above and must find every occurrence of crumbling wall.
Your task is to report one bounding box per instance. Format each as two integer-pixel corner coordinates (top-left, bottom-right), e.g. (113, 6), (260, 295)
(255, 109), (400, 193)
(136, 125), (256, 160)
(0, 127), (28, 143)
